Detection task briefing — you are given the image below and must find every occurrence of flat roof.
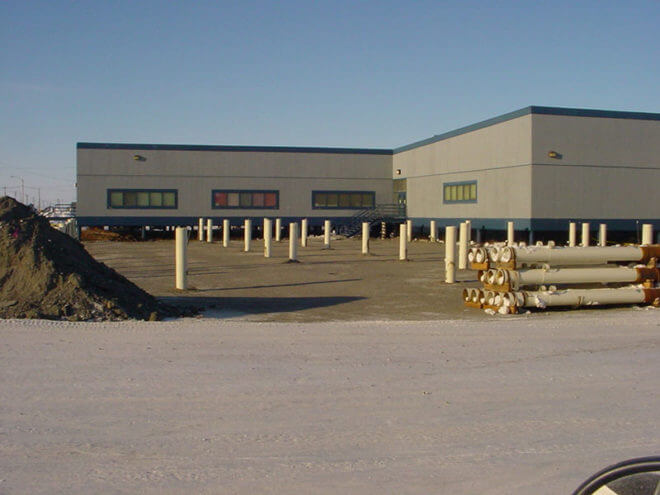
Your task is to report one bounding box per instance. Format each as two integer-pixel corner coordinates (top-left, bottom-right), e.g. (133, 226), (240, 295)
(78, 106), (660, 156)
(77, 142), (393, 155)
(393, 106), (660, 153)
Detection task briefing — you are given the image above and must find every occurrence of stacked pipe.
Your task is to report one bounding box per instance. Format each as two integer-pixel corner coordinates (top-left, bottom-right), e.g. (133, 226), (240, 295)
(464, 243), (660, 314)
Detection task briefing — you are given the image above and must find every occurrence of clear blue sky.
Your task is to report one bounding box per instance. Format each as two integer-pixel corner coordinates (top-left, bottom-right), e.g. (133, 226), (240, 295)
(1, 0), (658, 205)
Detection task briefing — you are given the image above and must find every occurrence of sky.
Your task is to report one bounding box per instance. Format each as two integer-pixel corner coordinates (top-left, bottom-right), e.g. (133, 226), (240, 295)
(1, 0), (659, 206)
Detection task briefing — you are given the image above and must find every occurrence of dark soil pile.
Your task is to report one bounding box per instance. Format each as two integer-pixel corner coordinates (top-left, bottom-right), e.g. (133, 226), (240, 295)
(0, 197), (164, 321)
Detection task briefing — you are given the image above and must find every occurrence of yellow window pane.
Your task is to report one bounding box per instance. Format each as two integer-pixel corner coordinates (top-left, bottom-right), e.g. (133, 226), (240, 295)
(314, 193), (327, 207)
(456, 186), (464, 201)
(162, 192), (176, 207)
(137, 192), (149, 207)
(150, 192), (162, 206)
(110, 191), (123, 207)
(469, 183), (477, 200)
(326, 193), (338, 207)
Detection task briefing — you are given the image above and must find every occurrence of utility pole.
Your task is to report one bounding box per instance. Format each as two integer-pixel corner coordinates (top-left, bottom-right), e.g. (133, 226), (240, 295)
(10, 176), (24, 203)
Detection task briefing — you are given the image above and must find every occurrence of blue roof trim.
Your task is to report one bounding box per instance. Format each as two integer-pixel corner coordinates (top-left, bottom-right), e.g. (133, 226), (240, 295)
(77, 142), (393, 155)
(394, 106), (660, 154)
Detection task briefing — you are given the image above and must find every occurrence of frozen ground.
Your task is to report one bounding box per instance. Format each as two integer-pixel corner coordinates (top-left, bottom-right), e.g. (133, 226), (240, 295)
(1, 310), (658, 494)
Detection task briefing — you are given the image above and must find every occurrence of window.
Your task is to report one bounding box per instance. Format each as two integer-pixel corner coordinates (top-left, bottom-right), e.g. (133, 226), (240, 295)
(443, 181), (477, 204)
(212, 190), (279, 209)
(107, 189), (178, 209)
(312, 191), (375, 209)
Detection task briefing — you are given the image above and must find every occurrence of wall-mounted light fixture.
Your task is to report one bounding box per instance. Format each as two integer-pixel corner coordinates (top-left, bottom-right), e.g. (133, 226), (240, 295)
(133, 154), (146, 161)
(548, 151), (562, 159)
(395, 169), (402, 175)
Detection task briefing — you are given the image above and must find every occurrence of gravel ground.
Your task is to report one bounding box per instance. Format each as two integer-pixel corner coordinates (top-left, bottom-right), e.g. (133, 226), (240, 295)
(1, 311), (658, 494)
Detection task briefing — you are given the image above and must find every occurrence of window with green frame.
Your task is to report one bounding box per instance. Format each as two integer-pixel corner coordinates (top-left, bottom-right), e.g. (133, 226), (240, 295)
(107, 189), (177, 209)
(443, 181), (477, 204)
(312, 191), (375, 209)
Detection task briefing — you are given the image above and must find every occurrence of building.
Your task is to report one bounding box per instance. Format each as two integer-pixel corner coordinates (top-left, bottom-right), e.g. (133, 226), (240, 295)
(76, 106), (660, 239)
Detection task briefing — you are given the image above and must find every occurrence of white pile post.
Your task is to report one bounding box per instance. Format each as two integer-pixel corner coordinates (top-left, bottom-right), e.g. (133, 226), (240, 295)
(399, 223), (407, 260)
(569, 222), (577, 247)
(458, 222), (468, 270)
(465, 220), (471, 244)
(406, 219), (412, 242)
(301, 218), (308, 247)
(507, 221), (515, 246)
(275, 218), (282, 242)
(362, 222), (369, 254)
(642, 224), (653, 245)
(599, 223), (607, 247)
(430, 220), (437, 242)
(222, 219), (230, 247)
(289, 223), (298, 261)
(324, 220), (331, 249)
(206, 219), (213, 243)
(244, 219), (251, 252)
(263, 218), (272, 258)
(581, 222), (590, 247)
(198, 218), (204, 241)
(175, 227), (187, 290)
(445, 226), (457, 283)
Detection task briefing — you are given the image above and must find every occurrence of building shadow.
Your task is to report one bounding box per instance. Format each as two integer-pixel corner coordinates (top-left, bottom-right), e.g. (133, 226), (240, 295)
(159, 295), (366, 316)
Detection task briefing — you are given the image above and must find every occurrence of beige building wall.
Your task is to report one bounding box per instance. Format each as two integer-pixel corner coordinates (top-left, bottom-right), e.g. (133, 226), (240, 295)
(77, 147), (393, 222)
(531, 114), (660, 219)
(393, 114), (533, 221)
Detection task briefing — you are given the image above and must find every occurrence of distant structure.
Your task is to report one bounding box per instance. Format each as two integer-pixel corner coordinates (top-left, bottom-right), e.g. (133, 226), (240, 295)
(76, 106), (660, 238)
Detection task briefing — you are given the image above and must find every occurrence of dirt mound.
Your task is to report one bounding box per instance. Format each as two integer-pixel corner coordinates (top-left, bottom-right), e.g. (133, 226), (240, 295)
(80, 227), (137, 242)
(0, 197), (164, 321)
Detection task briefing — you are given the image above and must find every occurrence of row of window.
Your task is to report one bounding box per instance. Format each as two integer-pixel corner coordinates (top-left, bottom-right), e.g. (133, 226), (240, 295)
(107, 189), (376, 210)
(443, 181), (477, 204)
(107, 182), (478, 209)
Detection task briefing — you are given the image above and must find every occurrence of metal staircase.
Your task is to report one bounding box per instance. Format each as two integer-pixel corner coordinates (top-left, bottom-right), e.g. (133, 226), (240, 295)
(338, 204), (406, 237)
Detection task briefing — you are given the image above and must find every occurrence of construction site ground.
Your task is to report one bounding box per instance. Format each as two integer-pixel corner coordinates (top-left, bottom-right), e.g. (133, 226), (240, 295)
(84, 235), (649, 321)
(85, 236), (487, 322)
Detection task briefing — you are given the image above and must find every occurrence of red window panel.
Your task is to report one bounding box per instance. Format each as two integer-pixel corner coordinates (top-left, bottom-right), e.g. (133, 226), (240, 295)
(264, 192), (277, 207)
(214, 192), (227, 207)
(252, 193), (264, 207)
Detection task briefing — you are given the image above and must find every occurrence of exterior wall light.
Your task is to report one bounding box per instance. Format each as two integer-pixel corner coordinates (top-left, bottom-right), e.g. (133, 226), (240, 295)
(395, 169), (402, 175)
(548, 151), (562, 159)
(133, 154), (146, 161)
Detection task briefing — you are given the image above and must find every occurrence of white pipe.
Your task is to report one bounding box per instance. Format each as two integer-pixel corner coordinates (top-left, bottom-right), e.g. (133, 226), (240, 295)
(406, 219), (412, 243)
(430, 220), (437, 242)
(206, 219), (213, 243)
(445, 226), (456, 283)
(399, 224), (407, 260)
(324, 220), (331, 249)
(458, 222), (468, 270)
(301, 218), (308, 247)
(244, 219), (251, 252)
(498, 244), (660, 267)
(568, 222), (576, 247)
(599, 224), (607, 247)
(263, 218), (272, 258)
(642, 224), (653, 245)
(507, 221), (514, 246)
(198, 218), (204, 241)
(175, 227), (187, 290)
(289, 223), (298, 261)
(275, 218), (282, 242)
(581, 222), (590, 247)
(222, 219), (230, 247)
(362, 222), (369, 255)
(499, 266), (659, 290)
(515, 287), (660, 309)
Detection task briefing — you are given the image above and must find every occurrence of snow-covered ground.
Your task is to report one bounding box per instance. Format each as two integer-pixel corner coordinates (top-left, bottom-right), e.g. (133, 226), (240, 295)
(1, 310), (658, 494)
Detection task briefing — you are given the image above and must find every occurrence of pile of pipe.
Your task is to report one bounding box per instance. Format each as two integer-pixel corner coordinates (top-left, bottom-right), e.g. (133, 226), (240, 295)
(464, 243), (660, 314)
